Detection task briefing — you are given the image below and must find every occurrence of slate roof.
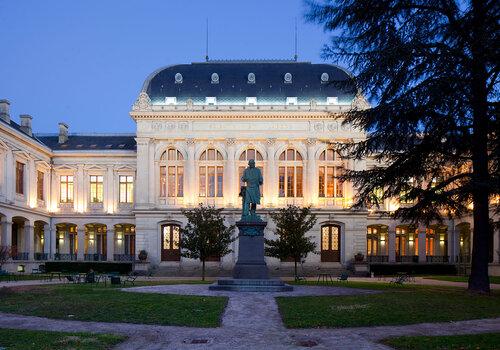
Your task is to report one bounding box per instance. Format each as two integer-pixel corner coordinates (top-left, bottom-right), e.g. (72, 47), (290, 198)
(35, 134), (136, 151)
(143, 61), (357, 105)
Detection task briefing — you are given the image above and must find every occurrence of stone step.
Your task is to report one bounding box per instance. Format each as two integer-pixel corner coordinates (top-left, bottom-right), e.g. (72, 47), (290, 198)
(208, 278), (293, 292)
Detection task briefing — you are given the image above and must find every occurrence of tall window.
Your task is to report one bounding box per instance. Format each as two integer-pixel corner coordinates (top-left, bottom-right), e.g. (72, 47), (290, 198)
(321, 224), (341, 262)
(90, 175), (104, 203)
(199, 148), (224, 197)
(318, 149), (344, 198)
(60, 175), (74, 203)
(238, 148), (264, 196)
(425, 228), (435, 256)
(37, 171), (44, 201)
(278, 149), (303, 197)
(159, 149), (184, 197)
(119, 175), (134, 203)
(15, 161), (24, 195)
(161, 224), (180, 261)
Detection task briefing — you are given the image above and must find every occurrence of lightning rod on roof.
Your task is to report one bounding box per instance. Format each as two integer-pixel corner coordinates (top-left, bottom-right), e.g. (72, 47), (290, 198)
(294, 17), (298, 61)
(205, 18), (209, 62)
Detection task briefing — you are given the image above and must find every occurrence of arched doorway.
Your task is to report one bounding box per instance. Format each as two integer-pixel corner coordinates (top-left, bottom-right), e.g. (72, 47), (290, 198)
(84, 223), (107, 261)
(114, 224), (135, 261)
(367, 225), (388, 262)
(321, 224), (341, 262)
(55, 223), (77, 261)
(11, 217), (28, 260)
(34, 221), (47, 261)
(161, 224), (180, 261)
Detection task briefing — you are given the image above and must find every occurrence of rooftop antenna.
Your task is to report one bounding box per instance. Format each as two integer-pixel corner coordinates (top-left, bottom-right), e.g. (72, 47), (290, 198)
(294, 17), (298, 61)
(205, 18), (209, 62)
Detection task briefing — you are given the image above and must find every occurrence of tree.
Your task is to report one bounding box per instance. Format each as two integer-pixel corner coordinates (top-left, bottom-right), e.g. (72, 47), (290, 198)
(306, 0), (499, 293)
(265, 205), (318, 279)
(180, 205), (235, 281)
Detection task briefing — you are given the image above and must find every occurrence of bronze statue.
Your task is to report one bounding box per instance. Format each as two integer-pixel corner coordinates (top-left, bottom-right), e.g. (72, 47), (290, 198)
(240, 159), (263, 219)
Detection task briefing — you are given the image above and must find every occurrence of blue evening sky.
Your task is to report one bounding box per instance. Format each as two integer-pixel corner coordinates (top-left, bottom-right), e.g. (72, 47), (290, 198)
(0, 0), (330, 133)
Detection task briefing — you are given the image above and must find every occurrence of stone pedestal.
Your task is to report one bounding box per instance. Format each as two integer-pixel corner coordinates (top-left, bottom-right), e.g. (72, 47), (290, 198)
(233, 220), (269, 279)
(209, 218), (293, 292)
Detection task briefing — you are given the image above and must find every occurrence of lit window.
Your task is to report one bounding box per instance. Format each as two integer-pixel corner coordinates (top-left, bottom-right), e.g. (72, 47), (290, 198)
(90, 175), (104, 203)
(15, 161), (24, 195)
(327, 97), (338, 105)
(286, 97), (298, 105)
(199, 148), (224, 197)
(206, 97), (217, 105)
(400, 178), (415, 204)
(246, 97), (257, 105)
(37, 171), (44, 201)
(318, 149), (344, 198)
(60, 175), (74, 203)
(159, 149), (184, 198)
(278, 149), (303, 197)
(165, 97), (177, 105)
(119, 175), (134, 203)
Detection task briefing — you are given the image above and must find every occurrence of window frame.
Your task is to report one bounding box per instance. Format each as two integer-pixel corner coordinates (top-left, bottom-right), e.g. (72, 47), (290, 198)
(159, 149), (184, 198)
(59, 174), (74, 203)
(278, 149), (304, 198)
(199, 148), (224, 198)
(37, 170), (44, 201)
(15, 161), (25, 195)
(119, 175), (134, 203)
(318, 149), (345, 198)
(89, 175), (104, 203)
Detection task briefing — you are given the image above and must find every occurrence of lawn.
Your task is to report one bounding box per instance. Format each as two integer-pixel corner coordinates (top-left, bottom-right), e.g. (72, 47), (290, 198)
(0, 328), (125, 350)
(424, 275), (500, 284)
(277, 284), (500, 328)
(0, 282), (227, 327)
(382, 332), (500, 350)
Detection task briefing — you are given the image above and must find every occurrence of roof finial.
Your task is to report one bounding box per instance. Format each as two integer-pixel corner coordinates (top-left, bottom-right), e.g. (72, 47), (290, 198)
(205, 18), (209, 62)
(294, 17), (298, 61)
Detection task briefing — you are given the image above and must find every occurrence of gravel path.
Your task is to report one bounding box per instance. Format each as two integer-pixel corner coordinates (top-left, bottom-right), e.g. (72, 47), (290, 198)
(1, 283), (499, 349)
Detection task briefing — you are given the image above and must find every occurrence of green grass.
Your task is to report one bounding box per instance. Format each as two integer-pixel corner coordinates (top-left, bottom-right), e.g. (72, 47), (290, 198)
(277, 285), (500, 328)
(424, 275), (500, 284)
(0, 282), (227, 327)
(0, 328), (125, 350)
(382, 332), (500, 350)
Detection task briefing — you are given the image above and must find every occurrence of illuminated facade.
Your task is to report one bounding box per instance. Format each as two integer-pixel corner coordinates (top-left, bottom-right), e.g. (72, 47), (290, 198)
(0, 60), (498, 274)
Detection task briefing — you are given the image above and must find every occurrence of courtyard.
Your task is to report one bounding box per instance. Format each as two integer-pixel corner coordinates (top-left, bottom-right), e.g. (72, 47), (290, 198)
(0, 278), (500, 349)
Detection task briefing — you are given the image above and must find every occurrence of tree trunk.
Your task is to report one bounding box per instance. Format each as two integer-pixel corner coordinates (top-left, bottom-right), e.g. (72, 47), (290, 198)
(202, 259), (206, 281)
(468, 0), (490, 294)
(294, 260), (298, 280)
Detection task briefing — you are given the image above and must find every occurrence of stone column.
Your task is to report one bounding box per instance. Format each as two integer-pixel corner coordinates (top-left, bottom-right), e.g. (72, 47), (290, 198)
(76, 164), (84, 212)
(77, 226), (85, 261)
(388, 229), (396, 262)
(43, 223), (51, 257)
(105, 165), (114, 214)
(225, 138), (236, 207)
(1, 217), (12, 247)
(135, 138), (150, 208)
(49, 223), (56, 258)
(265, 138), (277, 206)
(418, 228), (427, 263)
(306, 138), (317, 206)
(186, 139), (196, 206)
(107, 227), (114, 262)
(24, 224), (34, 259)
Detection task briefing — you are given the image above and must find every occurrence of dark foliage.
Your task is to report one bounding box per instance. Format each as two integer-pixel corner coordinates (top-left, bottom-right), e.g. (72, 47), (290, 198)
(180, 205), (235, 280)
(265, 205), (318, 278)
(306, 0), (499, 293)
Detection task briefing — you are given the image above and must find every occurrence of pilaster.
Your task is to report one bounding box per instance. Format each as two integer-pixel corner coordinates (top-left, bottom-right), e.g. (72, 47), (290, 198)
(107, 228), (115, 262)
(25, 224), (34, 259)
(265, 138), (277, 206)
(225, 138), (236, 207)
(418, 228), (426, 263)
(77, 227), (85, 261)
(186, 138), (196, 205)
(388, 229), (396, 262)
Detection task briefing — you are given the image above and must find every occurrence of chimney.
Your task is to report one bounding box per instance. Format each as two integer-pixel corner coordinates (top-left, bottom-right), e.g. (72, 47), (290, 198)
(19, 114), (33, 137)
(58, 122), (68, 144)
(0, 99), (10, 123)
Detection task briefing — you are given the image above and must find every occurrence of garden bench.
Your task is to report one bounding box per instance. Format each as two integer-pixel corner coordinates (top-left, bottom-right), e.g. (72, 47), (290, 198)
(390, 273), (410, 285)
(122, 272), (138, 286)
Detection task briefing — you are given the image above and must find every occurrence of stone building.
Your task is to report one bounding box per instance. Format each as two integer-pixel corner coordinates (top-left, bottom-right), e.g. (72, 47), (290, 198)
(0, 60), (498, 275)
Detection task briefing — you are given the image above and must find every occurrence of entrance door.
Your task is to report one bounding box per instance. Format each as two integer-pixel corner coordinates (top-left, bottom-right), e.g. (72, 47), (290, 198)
(321, 225), (341, 262)
(161, 225), (180, 261)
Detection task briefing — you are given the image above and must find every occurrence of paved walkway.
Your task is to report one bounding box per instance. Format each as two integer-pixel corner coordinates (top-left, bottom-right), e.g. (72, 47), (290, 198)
(1, 284), (500, 349)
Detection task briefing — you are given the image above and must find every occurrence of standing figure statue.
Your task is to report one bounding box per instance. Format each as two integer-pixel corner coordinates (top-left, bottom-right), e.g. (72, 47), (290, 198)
(240, 159), (263, 220)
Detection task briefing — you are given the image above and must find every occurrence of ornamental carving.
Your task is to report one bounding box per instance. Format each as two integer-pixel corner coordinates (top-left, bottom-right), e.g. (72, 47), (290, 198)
(186, 138), (196, 146)
(132, 92), (152, 111)
(327, 122), (338, 131)
(266, 138), (276, 146)
(225, 138), (236, 146)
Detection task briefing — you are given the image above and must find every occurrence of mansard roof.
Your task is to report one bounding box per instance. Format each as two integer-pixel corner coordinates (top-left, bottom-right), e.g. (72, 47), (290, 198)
(142, 60), (357, 105)
(36, 134), (136, 151)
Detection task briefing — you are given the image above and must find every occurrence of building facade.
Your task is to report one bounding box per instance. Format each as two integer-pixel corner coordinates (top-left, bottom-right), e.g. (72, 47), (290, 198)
(0, 61), (498, 275)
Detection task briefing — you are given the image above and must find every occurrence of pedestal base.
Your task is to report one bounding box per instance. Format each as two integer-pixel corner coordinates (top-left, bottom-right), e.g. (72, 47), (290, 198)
(208, 278), (293, 292)
(233, 220), (268, 279)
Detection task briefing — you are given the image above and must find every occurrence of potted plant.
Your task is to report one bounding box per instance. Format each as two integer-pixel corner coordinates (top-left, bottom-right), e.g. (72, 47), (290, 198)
(354, 252), (365, 262)
(138, 250), (148, 262)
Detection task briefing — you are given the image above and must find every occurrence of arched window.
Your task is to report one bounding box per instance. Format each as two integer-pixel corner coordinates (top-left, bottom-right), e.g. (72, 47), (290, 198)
(161, 224), (180, 261)
(199, 148), (224, 198)
(114, 224), (136, 261)
(318, 149), (344, 198)
(159, 148), (184, 198)
(278, 149), (303, 197)
(84, 223), (107, 261)
(238, 148), (264, 196)
(55, 223), (77, 259)
(321, 224), (341, 262)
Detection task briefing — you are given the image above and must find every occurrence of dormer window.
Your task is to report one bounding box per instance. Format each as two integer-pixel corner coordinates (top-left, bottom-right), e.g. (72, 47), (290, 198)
(165, 97), (177, 105)
(246, 97), (257, 105)
(247, 73), (256, 84)
(327, 97), (338, 105)
(211, 73), (219, 84)
(206, 97), (217, 105)
(321, 73), (329, 83)
(284, 72), (292, 84)
(286, 97), (298, 105)
(174, 73), (183, 84)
